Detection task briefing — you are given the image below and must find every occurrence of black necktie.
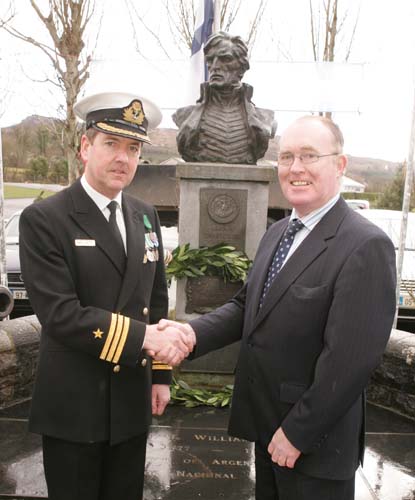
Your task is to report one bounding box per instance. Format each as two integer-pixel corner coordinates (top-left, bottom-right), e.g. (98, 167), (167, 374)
(107, 201), (126, 269)
(259, 218), (304, 307)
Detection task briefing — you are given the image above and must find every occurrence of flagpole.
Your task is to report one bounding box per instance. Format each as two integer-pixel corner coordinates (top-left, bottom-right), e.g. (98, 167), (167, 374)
(213, 0), (221, 33)
(0, 127), (7, 290)
(394, 81), (415, 329)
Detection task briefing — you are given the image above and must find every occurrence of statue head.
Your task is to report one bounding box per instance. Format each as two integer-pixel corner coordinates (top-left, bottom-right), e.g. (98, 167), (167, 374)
(204, 31), (250, 90)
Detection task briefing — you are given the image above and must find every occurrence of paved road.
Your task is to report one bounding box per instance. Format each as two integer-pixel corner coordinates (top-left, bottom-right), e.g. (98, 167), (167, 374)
(4, 198), (34, 219)
(5, 182), (66, 192)
(3, 182), (66, 219)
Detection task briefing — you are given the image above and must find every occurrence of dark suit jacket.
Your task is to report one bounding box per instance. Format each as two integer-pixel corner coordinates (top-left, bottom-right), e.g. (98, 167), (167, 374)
(191, 198), (396, 480)
(19, 179), (169, 445)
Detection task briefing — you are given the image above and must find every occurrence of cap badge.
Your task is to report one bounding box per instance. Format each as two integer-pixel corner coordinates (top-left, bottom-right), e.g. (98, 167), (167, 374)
(123, 100), (145, 126)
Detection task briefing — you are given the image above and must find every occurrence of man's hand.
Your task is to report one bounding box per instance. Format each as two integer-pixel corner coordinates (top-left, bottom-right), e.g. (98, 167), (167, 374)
(152, 384), (170, 416)
(158, 319), (196, 349)
(267, 427), (301, 469)
(143, 324), (193, 366)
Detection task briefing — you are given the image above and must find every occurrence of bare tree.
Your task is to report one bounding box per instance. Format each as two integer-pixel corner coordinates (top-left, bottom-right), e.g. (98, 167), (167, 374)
(1, 1), (96, 184)
(125, 0), (269, 57)
(309, 0), (360, 117)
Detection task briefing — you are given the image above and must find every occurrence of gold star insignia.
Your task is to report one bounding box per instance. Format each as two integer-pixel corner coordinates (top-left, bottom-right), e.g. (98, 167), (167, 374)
(93, 328), (104, 339)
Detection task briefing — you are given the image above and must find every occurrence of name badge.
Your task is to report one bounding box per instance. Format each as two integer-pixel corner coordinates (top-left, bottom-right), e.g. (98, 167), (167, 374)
(75, 239), (96, 247)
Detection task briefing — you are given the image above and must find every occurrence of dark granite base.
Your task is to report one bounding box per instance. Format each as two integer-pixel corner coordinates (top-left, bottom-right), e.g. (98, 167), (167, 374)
(0, 402), (414, 499)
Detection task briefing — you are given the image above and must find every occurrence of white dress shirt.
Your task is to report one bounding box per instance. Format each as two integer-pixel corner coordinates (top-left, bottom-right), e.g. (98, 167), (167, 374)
(279, 194), (340, 270)
(80, 175), (127, 253)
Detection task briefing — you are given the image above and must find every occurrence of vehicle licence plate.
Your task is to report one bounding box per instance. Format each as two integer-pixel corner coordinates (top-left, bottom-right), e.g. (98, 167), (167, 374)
(13, 290), (28, 300)
(400, 295), (415, 309)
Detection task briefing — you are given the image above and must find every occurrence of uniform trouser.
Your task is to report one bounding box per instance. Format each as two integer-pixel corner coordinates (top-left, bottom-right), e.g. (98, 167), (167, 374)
(254, 443), (355, 500)
(42, 433), (147, 500)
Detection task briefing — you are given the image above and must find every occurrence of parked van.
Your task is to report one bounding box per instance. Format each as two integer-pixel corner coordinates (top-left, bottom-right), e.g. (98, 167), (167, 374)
(358, 209), (415, 332)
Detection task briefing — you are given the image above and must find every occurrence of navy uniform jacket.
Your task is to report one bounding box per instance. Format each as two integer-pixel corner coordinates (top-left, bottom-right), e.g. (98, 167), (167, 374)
(191, 198), (396, 480)
(19, 179), (170, 445)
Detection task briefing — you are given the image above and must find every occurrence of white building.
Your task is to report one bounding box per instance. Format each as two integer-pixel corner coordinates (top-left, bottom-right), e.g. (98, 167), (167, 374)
(341, 175), (365, 193)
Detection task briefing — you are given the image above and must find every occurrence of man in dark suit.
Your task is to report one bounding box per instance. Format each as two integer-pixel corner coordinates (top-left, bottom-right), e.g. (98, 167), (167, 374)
(162, 116), (396, 499)
(19, 92), (192, 500)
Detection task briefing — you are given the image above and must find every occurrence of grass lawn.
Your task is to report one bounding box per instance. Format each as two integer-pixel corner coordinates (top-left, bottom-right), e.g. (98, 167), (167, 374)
(4, 185), (56, 199)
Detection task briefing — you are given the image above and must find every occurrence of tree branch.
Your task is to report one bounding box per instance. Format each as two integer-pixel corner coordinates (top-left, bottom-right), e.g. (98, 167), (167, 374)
(125, 0), (172, 59)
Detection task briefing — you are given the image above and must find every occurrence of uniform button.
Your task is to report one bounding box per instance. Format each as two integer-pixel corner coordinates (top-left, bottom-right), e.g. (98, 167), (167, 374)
(143, 307), (149, 316)
(141, 358), (147, 367)
(113, 364), (120, 373)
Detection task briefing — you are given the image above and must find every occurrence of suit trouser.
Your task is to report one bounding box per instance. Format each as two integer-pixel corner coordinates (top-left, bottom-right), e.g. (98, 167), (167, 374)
(254, 443), (355, 500)
(42, 433), (147, 500)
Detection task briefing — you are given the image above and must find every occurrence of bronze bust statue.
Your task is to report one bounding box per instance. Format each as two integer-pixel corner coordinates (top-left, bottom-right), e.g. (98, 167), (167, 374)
(172, 32), (277, 164)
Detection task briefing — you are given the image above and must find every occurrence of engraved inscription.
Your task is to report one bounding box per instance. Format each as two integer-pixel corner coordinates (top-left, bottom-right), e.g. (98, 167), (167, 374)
(145, 424), (255, 497)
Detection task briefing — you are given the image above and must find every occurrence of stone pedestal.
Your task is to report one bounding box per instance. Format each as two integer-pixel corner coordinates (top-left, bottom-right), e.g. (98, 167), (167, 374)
(175, 162), (274, 373)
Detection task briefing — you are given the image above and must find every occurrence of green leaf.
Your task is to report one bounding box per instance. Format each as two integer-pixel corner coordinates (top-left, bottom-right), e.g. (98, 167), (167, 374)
(194, 394), (208, 402)
(185, 401), (200, 408)
(188, 265), (205, 276)
(178, 380), (191, 390)
(206, 396), (219, 404)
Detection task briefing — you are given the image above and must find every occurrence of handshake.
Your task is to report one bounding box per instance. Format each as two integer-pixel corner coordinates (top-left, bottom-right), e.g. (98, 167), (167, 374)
(143, 319), (196, 366)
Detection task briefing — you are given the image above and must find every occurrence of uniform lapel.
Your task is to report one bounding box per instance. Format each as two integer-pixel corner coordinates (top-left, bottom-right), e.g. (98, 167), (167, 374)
(116, 196), (145, 311)
(68, 180), (125, 275)
(250, 198), (349, 332)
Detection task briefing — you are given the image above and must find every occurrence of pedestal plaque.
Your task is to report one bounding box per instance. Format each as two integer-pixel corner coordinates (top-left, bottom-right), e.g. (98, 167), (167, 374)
(199, 188), (247, 250)
(185, 276), (242, 314)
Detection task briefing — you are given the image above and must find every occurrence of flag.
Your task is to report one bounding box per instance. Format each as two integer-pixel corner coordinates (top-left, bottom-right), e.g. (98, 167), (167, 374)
(188, 0), (214, 103)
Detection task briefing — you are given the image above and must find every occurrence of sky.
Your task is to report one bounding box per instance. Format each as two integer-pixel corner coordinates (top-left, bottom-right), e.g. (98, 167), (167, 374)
(1, 0), (415, 163)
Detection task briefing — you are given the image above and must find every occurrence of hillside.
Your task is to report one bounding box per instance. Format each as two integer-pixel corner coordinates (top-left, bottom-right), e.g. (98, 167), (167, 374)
(2, 115), (401, 190)
(144, 127), (401, 190)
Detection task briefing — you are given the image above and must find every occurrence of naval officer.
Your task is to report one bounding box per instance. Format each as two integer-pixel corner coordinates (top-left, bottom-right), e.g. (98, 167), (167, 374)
(19, 91), (192, 500)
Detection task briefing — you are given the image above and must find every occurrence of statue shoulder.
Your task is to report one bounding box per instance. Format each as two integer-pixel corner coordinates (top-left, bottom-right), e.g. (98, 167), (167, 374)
(172, 105), (196, 127)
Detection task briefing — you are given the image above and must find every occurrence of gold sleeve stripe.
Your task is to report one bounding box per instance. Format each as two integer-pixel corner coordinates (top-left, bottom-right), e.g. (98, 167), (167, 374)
(152, 360), (173, 369)
(99, 313), (118, 360)
(107, 315), (124, 362)
(113, 316), (130, 363)
(152, 365), (173, 370)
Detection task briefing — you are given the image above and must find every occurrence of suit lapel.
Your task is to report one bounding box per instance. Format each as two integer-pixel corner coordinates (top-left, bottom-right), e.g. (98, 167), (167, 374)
(116, 197), (145, 311)
(248, 220), (288, 317)
(250, 198), (349, 332)
(68, 180), (125, 275)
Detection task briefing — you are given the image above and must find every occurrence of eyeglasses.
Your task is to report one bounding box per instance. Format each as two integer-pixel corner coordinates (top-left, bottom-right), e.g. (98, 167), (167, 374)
(277, 152), (339, 167)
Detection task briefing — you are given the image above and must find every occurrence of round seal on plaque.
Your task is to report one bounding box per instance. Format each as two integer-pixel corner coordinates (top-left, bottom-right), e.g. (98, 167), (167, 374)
(208, 194), (239, 224)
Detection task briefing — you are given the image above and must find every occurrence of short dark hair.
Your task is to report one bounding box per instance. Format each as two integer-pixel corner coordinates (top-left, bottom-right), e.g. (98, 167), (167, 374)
(204, 31), (250, 74)
(85, 127), (99, 143)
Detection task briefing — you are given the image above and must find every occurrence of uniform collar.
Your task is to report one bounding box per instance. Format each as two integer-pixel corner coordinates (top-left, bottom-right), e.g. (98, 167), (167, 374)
(80, 175), (123, 212)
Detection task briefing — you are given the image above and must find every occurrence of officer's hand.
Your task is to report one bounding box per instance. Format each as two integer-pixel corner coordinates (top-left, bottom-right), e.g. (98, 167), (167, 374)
(143, 324), (190, 366)
(152, 384), (170, 416)
(158, 319), (196, 352)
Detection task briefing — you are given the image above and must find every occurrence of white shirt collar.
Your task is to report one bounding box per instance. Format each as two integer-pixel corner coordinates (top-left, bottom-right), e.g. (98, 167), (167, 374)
(80, 175), (123, 212)
(291, 194), (340, 231)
